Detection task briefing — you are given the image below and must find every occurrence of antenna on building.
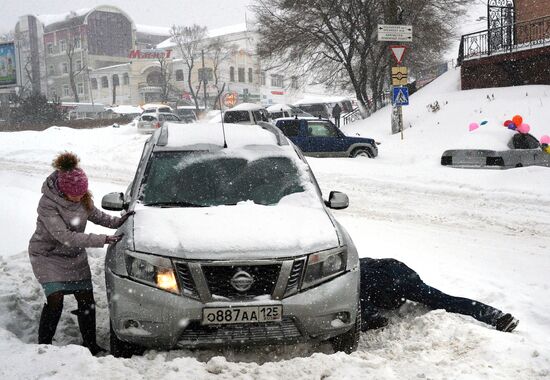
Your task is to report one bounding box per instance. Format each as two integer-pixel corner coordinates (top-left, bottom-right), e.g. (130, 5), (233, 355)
(218, 83), (228, 148)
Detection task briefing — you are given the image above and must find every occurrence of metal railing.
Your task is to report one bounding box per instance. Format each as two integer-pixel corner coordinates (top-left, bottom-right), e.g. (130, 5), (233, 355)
(458, 15), (550, 65)
(342, 108), (361, 126)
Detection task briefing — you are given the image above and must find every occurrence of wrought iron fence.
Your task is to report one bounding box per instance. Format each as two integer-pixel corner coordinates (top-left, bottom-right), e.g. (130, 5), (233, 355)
(458, 15), (550, 65)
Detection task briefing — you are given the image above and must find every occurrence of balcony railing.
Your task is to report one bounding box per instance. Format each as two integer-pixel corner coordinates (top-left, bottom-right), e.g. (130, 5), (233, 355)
(458, 15), (550, 65)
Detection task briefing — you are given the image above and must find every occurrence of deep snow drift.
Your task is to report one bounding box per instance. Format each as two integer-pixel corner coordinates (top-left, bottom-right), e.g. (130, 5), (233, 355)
(0, 68), (549, 379)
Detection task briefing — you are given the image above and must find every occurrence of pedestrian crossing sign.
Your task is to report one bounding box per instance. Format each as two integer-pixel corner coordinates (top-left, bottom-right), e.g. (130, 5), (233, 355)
(392, 87), (409, 106)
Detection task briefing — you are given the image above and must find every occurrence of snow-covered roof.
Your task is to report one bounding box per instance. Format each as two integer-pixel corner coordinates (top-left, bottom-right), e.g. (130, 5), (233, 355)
(136, 24), (171, 36)
(294, 95), (352, 105)
(157, 23), (249, 49)
(162, 123), (278, 148)
(107, 105), (142, 115)
(36, 8), (91, 26)
(229, 103), (266, 111)
(266, 103), (292, 112)
(90, 63), (130, 72)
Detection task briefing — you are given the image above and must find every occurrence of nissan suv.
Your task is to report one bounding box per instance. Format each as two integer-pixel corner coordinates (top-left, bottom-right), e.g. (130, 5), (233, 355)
(101, 122), (360, 357)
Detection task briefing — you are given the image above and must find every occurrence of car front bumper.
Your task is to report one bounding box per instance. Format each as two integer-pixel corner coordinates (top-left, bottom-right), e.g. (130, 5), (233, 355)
(106, 267), (359, 349)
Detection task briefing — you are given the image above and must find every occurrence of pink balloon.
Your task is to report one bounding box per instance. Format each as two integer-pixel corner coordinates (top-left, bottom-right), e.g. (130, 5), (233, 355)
(469, 122), (479, 132)
(541, 135), (550, 144)
(517, 123), (530, 134)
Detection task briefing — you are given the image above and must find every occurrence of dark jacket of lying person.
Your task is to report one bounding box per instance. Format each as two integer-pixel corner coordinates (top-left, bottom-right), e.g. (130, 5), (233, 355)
(359, 258), (518, 333)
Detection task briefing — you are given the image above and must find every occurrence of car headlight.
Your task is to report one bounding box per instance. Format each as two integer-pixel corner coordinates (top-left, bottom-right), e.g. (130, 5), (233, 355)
(302, 248), (347, 289)
(125, 251), (179, 294)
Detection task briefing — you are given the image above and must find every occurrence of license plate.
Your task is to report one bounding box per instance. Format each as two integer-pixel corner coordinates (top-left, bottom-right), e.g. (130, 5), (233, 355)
(202, 305), (282, 325)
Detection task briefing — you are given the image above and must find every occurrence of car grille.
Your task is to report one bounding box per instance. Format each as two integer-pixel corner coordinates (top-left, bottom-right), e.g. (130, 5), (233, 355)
(177, 317), (302, 347)
(174, 263), (198, 298)
(202, 264), (281, 300)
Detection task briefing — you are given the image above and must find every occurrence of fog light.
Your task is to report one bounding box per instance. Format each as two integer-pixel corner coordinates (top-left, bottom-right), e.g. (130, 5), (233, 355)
(335, 312), (350, 323)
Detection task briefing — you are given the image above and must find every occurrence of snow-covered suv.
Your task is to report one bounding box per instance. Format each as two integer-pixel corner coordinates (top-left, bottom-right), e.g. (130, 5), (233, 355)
(101, 122), (360, 357)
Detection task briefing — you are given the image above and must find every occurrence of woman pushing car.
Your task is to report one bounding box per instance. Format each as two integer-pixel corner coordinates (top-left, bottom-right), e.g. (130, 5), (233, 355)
(28, 152), (132, 355)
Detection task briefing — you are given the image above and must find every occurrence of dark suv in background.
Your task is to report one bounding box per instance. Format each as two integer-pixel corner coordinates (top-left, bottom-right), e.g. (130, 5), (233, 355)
(275, 117), (378, 158)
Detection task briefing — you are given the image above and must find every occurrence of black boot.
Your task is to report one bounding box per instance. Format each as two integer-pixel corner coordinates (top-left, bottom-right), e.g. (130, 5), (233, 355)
(73, 303), (106, 355)
(38, 302), (63, 344)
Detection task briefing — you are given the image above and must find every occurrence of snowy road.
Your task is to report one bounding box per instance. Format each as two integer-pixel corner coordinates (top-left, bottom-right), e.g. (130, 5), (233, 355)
(1, 72), (549, 378)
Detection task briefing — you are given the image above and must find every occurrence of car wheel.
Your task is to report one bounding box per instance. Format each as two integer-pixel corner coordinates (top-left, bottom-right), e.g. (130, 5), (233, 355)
(351, 148), (373, 158)
(515, 163), (523, 168)
(330, 305), (361, 354)
(110, 322), (145, 358)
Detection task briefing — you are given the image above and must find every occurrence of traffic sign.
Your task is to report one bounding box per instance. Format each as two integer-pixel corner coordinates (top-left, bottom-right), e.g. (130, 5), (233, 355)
(391, 66), (408, 86)
(392, 87), (409, 106)
(223, 92), (238, 107)
(378, 24), (413, 42)
(390, 45), (407, 64)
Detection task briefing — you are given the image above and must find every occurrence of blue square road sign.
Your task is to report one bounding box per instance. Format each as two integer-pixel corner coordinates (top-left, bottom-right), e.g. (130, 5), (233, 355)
(392, 87), (409, 106)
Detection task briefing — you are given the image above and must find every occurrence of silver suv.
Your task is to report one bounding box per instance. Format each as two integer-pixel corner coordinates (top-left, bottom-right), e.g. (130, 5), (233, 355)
(102, 122), (360, 357)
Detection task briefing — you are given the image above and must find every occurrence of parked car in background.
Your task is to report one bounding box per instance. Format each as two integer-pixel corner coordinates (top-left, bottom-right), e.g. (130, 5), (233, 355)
(275, 117), (378, 158)
(136, 112), (181, 134)
(102, 122), (361, 357)
(441, 133), (550, 169)
(175, 107), (198, 123)
(141, 103), (173, 114)
(267, 103), (313, 119)
(292, 102), (332, 119)
(223, 103), (271, 125)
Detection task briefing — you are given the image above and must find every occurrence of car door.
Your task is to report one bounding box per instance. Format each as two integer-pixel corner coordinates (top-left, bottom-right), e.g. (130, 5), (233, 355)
(302, 120), (348, 157)
(275, 120), (304, 148)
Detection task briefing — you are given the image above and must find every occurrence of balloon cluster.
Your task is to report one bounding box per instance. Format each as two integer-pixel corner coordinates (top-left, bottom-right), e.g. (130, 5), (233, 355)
(503, 115), (530, 134)
(541, 135), (550, 154)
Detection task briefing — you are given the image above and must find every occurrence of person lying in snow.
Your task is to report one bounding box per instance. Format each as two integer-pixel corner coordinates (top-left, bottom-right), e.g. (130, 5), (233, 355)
(28, 152), (132, 355)
(359, 258), (519, 333)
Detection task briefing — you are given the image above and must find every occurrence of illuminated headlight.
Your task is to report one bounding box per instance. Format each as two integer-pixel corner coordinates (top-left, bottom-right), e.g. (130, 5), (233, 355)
(302, 248), (347, 289)
(125, 251), (179, 294)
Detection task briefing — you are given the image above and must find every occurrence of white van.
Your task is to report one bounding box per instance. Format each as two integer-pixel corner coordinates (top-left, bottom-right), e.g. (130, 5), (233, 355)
(266, 103), (313, 119)
(223, 103), (270, 125)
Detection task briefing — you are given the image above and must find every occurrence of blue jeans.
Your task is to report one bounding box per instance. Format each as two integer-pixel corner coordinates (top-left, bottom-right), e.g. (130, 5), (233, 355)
(359, 258), (502, 326)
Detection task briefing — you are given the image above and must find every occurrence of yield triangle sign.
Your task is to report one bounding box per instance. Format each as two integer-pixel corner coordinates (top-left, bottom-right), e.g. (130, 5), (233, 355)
(390, 45), (407, 64)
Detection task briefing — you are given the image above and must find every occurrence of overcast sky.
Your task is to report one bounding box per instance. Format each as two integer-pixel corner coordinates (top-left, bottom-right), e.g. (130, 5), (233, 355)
(1, 0), (253, 33)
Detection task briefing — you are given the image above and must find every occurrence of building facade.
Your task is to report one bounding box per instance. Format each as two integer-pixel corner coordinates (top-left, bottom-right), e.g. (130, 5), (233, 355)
(459, 0), (550, 89)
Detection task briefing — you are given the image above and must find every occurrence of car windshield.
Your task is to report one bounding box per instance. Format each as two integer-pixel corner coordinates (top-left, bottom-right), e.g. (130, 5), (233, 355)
(224, 111), (250, 123)
(140, 151), (306, 207)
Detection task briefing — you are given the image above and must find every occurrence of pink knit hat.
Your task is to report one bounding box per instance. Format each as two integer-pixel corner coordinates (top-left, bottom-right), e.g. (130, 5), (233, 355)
(58, 168), (88, 197)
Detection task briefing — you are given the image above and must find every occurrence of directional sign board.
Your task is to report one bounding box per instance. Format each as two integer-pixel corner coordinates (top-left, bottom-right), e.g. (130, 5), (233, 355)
(391, 66), (408, 86)
(378, 24), (413, 42)
(392, 87), (409, 106)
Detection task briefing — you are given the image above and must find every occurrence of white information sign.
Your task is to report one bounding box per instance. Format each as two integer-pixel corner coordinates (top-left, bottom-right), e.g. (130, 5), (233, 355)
(378, 24), (413, 42)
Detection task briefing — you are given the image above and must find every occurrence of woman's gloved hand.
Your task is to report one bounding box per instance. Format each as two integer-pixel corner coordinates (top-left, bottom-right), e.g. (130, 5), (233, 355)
(105, 234), (124, 245)
(117, 211), (135, 227)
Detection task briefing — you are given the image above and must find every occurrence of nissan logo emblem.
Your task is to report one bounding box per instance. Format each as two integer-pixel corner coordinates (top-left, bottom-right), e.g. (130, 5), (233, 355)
(230, 270), (254, 292)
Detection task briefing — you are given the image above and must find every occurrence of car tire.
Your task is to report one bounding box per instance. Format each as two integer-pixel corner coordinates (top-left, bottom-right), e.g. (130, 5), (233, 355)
(515, 163), (523, 168)
(351, 148), (373, 158)
(110, 322), (145, 358)
(330, 305), (361, 354)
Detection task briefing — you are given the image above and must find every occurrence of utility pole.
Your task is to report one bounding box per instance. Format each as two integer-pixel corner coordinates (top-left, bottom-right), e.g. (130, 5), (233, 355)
(201, 49), (208, 111)
(387, 0), (402, 135)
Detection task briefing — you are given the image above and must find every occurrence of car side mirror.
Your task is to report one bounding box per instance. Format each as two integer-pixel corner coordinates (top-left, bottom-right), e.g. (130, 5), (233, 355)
(102, 192), (125, 211)
(325, 191), (349, 209)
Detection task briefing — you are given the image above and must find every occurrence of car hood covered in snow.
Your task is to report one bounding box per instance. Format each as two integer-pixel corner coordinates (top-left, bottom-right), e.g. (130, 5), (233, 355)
(131, 202), (340, 259)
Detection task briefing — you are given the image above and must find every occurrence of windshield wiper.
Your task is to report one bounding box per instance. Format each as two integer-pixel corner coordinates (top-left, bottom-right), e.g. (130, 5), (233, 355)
(144, 201), (206, 208)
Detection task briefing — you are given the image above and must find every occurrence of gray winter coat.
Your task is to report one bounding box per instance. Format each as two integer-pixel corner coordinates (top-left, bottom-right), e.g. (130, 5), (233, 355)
(28, 172), (121, 284)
